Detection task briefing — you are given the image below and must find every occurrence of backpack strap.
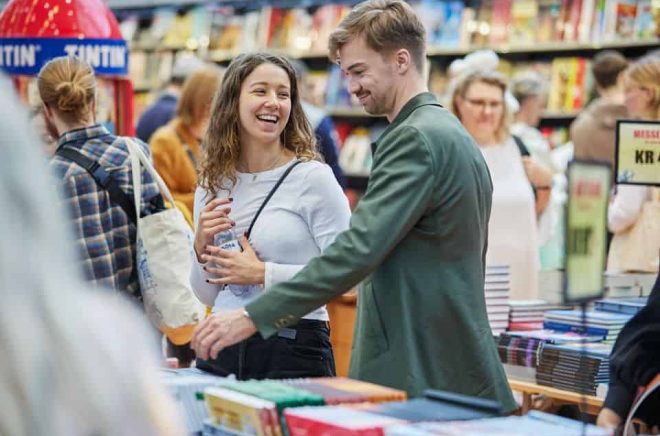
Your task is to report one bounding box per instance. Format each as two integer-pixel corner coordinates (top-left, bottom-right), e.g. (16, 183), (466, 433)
(245, 160), (303, 239)
(56, 147), (137, 224)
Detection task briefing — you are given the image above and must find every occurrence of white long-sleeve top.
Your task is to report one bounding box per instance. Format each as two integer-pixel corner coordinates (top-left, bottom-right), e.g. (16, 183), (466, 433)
(190, 159), (351, 321)
(608, 185), (652, 233)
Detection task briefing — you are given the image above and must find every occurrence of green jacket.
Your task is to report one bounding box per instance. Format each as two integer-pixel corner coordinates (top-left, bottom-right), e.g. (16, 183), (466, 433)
(247, 93), (516, 412)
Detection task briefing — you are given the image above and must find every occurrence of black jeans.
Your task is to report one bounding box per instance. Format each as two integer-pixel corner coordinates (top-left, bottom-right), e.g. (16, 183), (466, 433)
(196, 319), (335, 380)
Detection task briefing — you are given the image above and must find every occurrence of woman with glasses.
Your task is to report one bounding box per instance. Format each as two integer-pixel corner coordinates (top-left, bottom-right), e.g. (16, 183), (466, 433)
(451, 71), (553, 300)
(189, 53), (350, 379)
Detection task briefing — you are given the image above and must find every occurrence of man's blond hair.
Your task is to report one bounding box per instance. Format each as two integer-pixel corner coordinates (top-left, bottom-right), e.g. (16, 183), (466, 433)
(328, 0), (426, 73)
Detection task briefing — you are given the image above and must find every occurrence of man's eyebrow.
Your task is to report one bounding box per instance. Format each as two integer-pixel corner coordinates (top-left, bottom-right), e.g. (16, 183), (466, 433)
(346, 62), (368, 72)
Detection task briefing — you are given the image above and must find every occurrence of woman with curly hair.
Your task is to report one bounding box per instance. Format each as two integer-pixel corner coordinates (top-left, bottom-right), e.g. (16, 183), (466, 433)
(190, 53), (351, 379)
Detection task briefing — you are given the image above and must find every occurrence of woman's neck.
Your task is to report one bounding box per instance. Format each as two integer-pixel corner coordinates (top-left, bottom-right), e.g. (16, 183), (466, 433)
(56, 119), (95, 137)
(237, 140), (292, 173)
(473, 132), (499, 147)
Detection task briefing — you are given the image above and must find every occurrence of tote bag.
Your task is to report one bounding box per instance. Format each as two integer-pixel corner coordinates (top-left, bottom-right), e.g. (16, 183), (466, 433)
(126, 138), (206, 341)
(608, 188), (660, 273)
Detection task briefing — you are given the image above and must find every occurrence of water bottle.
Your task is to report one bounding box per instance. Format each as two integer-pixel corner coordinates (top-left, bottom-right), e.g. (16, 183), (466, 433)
(213, 228), (251, 296)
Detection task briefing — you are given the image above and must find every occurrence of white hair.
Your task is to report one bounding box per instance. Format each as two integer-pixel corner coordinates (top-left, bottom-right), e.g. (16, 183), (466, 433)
(0, 75), (184, 436)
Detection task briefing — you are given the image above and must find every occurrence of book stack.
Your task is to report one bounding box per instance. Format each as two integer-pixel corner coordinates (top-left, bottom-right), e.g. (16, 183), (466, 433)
(485, 265), (511, 335)
(498, 329), (604, 368)
(595, 297), (648, 315)
(284, 406), (407, 435)
(385, 410), (611, 435)
(508, 299), (566, 331)
(543, 309), (633, 343)
(160, 368), (233, 434)
(204, 386), (283, 436)
(282, 377), (408, 405)
(204, 378), (407, 435)
(284, 389), (501, 435)
(536, 342), (612, 396)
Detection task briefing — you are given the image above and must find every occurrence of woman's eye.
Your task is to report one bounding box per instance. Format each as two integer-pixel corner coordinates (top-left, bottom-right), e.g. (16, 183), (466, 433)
(253, 89), (265, 95)
(278, 92), (290, 98)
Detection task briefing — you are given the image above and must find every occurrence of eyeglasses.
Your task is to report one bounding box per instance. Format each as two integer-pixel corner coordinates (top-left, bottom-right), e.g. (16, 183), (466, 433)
(464, 98), (504, 111)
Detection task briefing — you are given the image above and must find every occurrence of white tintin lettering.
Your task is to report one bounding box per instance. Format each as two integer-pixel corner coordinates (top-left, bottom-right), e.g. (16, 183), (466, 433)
(0, 44), (38, 67)
(63, 44), (126, 69)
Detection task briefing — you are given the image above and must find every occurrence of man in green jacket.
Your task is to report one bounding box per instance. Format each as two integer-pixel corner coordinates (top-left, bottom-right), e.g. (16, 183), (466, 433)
(192, 0), (516, 412)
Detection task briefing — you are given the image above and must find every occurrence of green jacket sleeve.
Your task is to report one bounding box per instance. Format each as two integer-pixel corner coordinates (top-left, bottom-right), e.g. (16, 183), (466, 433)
(246, 126), (437, 337)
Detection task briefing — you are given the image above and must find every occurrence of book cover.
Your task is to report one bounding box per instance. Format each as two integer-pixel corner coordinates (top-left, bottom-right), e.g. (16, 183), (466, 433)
(509, 0), (539, 44)
(616, 0), (640, 38)
(489, 0), (513, 45)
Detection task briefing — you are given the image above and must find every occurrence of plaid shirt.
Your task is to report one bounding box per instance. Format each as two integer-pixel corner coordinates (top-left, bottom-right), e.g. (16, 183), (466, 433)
(50, 125), (160, 296)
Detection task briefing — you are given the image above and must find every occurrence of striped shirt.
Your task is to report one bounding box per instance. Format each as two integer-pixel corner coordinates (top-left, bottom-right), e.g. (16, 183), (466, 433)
(49, 125), (161, 296)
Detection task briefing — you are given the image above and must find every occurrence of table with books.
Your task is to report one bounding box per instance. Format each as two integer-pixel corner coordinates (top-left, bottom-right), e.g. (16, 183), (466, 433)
(508, 379), (603, 415)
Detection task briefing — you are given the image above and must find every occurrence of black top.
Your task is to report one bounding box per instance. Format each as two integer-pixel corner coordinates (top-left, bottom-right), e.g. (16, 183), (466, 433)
(603, 267), (660, 424)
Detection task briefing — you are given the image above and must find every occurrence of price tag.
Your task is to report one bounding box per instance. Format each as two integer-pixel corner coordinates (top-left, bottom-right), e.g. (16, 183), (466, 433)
(564, 161), (612, 303)
(615, 120), (660, 186)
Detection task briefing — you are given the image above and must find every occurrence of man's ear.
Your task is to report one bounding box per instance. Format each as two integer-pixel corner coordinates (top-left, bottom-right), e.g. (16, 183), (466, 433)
(394, 49), (412, 74)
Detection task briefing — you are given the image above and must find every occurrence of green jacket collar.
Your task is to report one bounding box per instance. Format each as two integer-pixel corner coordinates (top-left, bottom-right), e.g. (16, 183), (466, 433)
(372, 92), (441, 152)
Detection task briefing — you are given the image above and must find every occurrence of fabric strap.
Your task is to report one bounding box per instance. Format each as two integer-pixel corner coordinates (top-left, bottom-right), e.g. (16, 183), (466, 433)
(55, 147), (137, 224)
(246, 160), (303, 239)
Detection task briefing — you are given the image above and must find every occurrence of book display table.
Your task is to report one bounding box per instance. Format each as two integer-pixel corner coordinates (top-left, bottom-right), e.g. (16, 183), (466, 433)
(509, 379), (603, 416)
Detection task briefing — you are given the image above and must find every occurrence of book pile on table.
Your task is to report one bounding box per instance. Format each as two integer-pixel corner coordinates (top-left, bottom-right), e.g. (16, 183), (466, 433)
(594, 297), (647, 316)
(508, 300), (568, 331)
(203, 377), (407, 435)
(282, 390), (501, 435)
(536, 342), (612, 396)
(384, 410), (610, 436)
(498, 329), (603, 368)
(543, 309), (633, 343)
(485, 265), (511, 335)
(161, 368), (234, 434)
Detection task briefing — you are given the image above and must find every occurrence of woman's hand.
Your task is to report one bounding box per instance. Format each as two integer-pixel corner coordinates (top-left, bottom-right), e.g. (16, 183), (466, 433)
(596, 407), (622, 430)
(193, 198), (234, 263)
(202, 235), (265, 285)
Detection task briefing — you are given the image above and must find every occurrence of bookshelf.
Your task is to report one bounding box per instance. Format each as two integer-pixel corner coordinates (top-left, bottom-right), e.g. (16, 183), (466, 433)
(116, 0), (659, 189)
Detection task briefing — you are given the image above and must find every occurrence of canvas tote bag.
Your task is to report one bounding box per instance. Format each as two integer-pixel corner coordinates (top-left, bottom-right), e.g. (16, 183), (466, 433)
(126, 138), (206, 342)
(608, 188), (660, 273)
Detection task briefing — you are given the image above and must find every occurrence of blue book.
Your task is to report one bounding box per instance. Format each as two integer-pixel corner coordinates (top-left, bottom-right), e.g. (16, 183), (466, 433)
(543, 321), (617, 338)
(595, 297), (647, 315)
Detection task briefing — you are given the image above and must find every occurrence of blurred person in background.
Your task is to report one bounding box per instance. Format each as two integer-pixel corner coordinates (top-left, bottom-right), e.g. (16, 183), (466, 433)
(41, 56), (161, 299)
(452, 70), (554, 300)
(570, 50), (629, 171)
(150, 65), (224, 221)
(290, 59), (345, 187)
(607, 54), (660, 274)
(510, 72), (557, 173)
(0, 75), (184, 436)
(136, 53), (205, 143)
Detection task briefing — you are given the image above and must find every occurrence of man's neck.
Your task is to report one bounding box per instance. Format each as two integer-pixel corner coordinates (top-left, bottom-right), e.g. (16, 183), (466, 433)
(599, 86), (625, 105)
(386, 75), (428, 123)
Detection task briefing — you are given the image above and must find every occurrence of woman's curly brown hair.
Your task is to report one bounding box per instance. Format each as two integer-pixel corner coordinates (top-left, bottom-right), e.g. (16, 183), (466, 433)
(198, 53), (318, 198)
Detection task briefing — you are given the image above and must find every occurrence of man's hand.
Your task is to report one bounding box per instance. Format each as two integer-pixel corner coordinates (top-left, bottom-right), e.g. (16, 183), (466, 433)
(191, 308), (257, 360)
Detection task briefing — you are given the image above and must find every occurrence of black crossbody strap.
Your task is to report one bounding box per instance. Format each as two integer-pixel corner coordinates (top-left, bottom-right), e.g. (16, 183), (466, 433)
(56, 147), (137, 224)
(246, 160), (303, 239)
